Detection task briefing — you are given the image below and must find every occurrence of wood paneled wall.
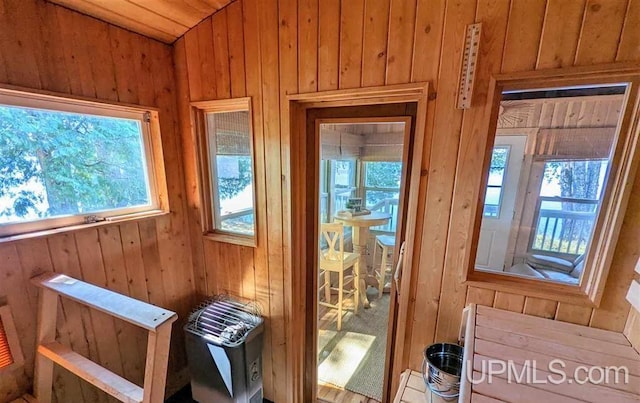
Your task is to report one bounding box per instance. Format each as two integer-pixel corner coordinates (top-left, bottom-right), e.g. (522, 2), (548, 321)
(0, 0), (194, 401)
(175, 0), (640, 399)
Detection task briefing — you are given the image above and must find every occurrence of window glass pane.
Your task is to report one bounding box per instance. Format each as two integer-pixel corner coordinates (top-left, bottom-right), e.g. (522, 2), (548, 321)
(490, 146), (508, 168)
(208, 111), (255, 236)
(333, 160), (355, 188)
(540, 160), (609, 199)
(483, 187), (502, 218)
(364, 161), (402, 188)
(0, 104), (151, 225)
(487, 169), (505, 186)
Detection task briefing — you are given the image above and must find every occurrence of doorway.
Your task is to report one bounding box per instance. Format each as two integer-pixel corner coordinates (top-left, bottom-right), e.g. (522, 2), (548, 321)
(285, 83), (429, 403)
(316, 117), (411, 402)
(476, 134), (528, 271)
(306, 103), (417, 403)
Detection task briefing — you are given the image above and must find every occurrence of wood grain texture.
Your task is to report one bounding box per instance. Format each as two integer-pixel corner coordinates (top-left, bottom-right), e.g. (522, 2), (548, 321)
(170, 0), (640, 400)
(46, 0), (234, 43)
(0, 1), (193, 401)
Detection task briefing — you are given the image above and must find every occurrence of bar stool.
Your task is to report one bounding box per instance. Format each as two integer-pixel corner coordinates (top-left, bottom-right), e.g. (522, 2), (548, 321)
(372, 234), (395, 298)
(318, 223), (359, 331)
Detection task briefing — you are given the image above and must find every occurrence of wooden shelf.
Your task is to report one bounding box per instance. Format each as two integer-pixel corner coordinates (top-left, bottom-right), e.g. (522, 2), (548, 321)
(38, 343), (143, 403)
(31, 272), (176, 331)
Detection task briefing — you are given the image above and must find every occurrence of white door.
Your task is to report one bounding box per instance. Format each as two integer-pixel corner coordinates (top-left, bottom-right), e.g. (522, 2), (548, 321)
(476, 135), (527, 271)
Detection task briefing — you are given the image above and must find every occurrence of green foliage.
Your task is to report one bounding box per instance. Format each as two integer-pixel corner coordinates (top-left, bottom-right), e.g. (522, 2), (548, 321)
(216, 156), (253, 200)
(489, 147), (508, 172)
(0, 105), (149, 221)
(365, 161), (402, 188)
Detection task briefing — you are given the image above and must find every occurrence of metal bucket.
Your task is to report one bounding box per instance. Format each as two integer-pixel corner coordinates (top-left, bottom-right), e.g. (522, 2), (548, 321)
(422, 343), (463, 400)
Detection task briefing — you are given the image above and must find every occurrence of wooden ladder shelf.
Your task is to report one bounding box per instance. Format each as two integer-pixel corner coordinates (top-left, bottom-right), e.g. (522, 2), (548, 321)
(31, 272), (178, 403)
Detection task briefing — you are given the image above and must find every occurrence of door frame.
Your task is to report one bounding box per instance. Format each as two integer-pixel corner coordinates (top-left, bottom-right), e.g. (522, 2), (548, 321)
(283, 83), (430, 402)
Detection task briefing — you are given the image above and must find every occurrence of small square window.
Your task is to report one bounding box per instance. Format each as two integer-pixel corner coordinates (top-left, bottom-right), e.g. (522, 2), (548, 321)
(192, 98), (257, 247)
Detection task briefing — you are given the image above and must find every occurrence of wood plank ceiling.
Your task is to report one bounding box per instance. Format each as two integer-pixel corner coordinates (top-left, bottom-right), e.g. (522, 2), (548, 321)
(46, 0), (234, 43)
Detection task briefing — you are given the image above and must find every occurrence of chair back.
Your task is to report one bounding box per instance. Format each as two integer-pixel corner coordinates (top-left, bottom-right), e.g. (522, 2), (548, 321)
(320, 223), (345, 270)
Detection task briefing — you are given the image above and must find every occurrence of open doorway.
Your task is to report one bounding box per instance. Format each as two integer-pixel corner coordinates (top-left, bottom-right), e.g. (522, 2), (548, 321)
(313, 113), (414, 403)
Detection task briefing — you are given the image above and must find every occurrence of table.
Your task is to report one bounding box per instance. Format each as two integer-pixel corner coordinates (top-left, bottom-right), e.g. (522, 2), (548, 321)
(334, 211), (391, 308)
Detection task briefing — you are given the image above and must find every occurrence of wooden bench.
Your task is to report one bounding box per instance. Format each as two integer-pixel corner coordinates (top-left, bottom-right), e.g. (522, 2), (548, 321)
(32, 272), (178, 403)
(460, 304), (640, 403)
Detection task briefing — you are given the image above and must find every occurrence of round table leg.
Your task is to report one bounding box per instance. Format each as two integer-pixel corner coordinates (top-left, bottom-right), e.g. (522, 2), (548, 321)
(352, 227), (371, 309)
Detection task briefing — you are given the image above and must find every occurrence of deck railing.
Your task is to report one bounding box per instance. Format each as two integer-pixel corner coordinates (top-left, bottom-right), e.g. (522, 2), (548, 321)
(530, 197), (598, 256)
(369, 198), (399, 232)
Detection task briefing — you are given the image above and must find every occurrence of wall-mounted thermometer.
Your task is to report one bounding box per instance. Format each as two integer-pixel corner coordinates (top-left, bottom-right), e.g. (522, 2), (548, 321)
(457, 23), (482, 109)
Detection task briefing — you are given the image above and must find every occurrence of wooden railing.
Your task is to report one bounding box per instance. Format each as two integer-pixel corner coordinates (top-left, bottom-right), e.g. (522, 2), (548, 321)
(530, 197), (598, 255)
(369, 198), (399, 232)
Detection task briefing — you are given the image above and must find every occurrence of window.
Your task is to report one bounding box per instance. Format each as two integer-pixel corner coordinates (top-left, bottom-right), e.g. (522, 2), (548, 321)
(0, 306), (23, 372)
(483, 146), (509, 217)
(193, 98), (257, 246)
(363, 161), (402, 232)
(530, 159), (608, 255)
(0, 89), (165, 238)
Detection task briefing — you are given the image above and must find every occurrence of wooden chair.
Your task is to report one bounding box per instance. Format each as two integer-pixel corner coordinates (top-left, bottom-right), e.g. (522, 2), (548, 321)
(372, 234), (395, 298)
(318, 223), (359, 331)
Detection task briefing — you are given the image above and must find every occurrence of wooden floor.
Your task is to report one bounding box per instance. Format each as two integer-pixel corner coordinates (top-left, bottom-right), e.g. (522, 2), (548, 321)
(318, 382), (381, 403)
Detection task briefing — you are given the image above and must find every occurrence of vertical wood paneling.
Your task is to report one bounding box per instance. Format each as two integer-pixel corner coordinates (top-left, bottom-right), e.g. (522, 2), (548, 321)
(361, 0), (390, 87)
(523, 297), (558, 319)
(466, 287), (496, 307)
(339, 0), (364, 89)
(212, 8), (231, 99)
(243, 0), (275, 397)
(196, 17), (217, 101)
(536, 0), (586, 69)
(0, 1), (195, 400)
(501, 0), (546, 72)
(386, 0), (417, 85)
(227, 1), (247, 98)
(298, 0), (318, 93)
(170, 0), (640, 400)
(258, 1), (287, 400)
(574, 0), (628, 65)
(407, 0), (476, 370)
(437, 0), (511, 342)
(493, 292), (525, 313)
(616, 0), (640, 61)
(318, 0), (340, 91)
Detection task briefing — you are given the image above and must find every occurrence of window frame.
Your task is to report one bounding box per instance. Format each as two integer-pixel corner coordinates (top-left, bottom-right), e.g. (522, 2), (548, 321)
(465, 66), (640, 306)
(0, 305), (24, 374)
(0, 87), (168, 240)
(192, 97), (258, 247)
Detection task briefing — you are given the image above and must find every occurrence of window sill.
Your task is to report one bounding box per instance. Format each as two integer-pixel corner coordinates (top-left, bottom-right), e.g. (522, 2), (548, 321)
(0, 209), (169, 243)
(204, 231), (257, 248)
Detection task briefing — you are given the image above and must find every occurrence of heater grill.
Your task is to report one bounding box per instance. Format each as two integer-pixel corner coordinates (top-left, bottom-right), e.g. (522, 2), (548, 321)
(185, 296), (264, 403)
(186, 297), (261, 347)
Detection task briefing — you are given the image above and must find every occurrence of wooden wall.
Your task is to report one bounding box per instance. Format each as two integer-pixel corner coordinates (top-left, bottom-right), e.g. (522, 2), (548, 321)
(175, 1), (640, 399)
(0, 0), (194, 401)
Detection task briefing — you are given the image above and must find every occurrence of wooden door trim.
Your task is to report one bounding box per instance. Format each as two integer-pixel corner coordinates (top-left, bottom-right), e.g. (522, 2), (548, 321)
(283, 83), (430, 402)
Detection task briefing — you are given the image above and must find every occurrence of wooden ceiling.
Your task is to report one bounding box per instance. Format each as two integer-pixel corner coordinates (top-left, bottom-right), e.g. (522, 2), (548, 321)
(46, 0), (234, 43)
